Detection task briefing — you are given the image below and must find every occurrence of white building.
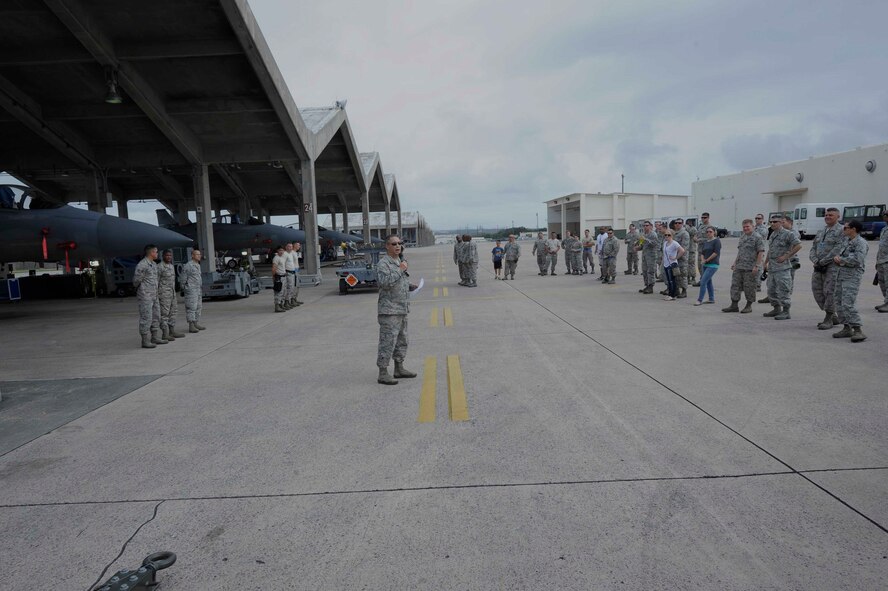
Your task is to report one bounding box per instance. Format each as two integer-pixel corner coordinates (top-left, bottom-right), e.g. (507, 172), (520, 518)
(320, 211), (435, 246)
(545, 192), (690, 237)
(692, 143), (888, 231)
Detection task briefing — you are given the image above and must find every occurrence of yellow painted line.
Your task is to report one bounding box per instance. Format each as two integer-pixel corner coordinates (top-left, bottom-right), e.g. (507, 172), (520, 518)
(443, 307), (453, 327)
(447, 354), (469, 421)
(418, 356), (437, 423)
(442, 287), (449, 297)
(433, 287), (439, 298)
(430, 308), (439, 327)
(434, 277), (442, 283)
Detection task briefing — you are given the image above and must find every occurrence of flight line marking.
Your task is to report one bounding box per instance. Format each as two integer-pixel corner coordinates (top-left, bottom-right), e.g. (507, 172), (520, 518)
(442, 287), (449, 297)
(430, 308), (439, 327)
(418, 357), (437, 423)
(443, 307), (453, 327)
(433, 287), (439, 298)
(447, 354), (469, 421)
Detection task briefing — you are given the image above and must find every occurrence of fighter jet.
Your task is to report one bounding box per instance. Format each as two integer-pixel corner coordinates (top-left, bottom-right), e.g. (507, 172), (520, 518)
(156, 209), (306, 252)
(348, 230), (385, 245)
(0, 184), (193, 266)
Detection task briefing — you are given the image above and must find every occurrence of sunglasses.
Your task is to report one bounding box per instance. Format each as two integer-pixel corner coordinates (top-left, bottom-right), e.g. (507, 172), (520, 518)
(665, 233), (673, 237)
(387, 241), (403, 246)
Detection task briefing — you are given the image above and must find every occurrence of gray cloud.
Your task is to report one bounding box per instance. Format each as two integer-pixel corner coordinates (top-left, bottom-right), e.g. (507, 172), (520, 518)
(247, 0), (888, 229)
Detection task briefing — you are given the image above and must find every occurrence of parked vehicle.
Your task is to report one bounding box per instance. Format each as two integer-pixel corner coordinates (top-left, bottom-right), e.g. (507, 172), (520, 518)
(843, 204), (886, 240)
(792, 203), (856, 239)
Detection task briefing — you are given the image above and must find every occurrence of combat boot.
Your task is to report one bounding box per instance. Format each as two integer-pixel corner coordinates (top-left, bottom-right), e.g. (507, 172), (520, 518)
(188, 321), (200, 333)
(774, 304), (791, 320)
(162, 325), (173, 341)
(624, 270), (632, 275)
(377, 368), (398, 385)
(677, 288), (687, 299)
(832, 324), (853, 338)
(850, 326), (867, 342)
(275, 303), (284, 313)
(394, 361), (417, 378)
(757, 295), (770, 304)
(194, 321), (206, 330)
(763, 305), (782, 317)
(642, 286), (653, 294)
(151, 329), (168, 345)
(607, 278), (615, 284)
(817, 311), (834, 330)
(295, 299), (304, 306)
(740, 301), (753, 314)
(721, 300), (740, 313)
(141, 333), (156, 349)
(170, 326), (186, 338)
(877, 303), (888, 312)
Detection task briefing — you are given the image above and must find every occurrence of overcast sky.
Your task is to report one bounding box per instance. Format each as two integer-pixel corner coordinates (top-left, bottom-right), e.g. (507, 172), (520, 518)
(241, 0), (888, 230)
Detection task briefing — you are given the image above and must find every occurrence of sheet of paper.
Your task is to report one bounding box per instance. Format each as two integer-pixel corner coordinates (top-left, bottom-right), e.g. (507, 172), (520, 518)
(410, 277), (424, 298)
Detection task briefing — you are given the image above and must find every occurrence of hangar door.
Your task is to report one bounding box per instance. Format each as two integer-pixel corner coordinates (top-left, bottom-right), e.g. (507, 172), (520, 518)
(778, 193), (804, 213)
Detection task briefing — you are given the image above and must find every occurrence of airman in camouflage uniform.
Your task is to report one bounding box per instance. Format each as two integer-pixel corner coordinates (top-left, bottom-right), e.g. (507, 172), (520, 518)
(672, 219), (690, 298)
(763, 217), (802, 320)
(532, 232), (548, 275)
(376, 234), (417, 385)
(876, 212), (888, 312)
(563, 231), (575, 274)
(654, 222), (665, 281)
(546, 232), (561, 275)
(570, 233), (582, 274)
(133, 244), (164, 348)
(453, 235), (465, 284)
(638, 221), (658, 294)
(685, 221), (697, 283)
(722, 219), (764, 313)
(831, 220), (869, 341)
(754, 214), (768, 295)
(581, 229), (595, 275)
(503, 234), (521, 279)
(157, 249), (184, 341)
(458, 234), (479, 287)
(809, 208), (845, 329)
(601, 228), (620, 284)
(624, 224), (639, 275)
(183, 249), (205, 332)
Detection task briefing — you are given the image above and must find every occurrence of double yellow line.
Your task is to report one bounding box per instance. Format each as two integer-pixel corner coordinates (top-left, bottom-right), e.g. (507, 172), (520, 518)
(429, 306), (453, 327)
(432, 287), (449, 298)
(418, 354), (469, 422)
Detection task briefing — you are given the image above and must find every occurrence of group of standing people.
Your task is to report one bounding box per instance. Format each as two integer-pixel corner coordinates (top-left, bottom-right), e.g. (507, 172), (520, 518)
(134, 244), (205, 349)
(491, 235), (521, 279)
(271, 242), (304, 312)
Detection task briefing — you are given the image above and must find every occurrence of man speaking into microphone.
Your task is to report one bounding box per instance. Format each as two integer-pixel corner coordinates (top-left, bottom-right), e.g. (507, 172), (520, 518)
(376, 234), (418, 385)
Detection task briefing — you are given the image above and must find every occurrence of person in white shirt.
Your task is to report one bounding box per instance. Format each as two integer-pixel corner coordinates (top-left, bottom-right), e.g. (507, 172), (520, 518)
(661, 230), (685, 301)
(272, 245), (289, 313)
(595, 227), (608, 280)
(545, 232), (561, 276)
(284, 242), (303, 308)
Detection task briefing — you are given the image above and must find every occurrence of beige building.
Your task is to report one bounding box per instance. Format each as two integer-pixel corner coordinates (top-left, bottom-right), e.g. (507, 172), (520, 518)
(545, 192), (690, 237)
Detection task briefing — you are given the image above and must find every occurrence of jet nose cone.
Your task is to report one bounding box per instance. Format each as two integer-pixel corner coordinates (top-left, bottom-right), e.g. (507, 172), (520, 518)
(282, 227), (306, 243)
(97, 216), (194, 256)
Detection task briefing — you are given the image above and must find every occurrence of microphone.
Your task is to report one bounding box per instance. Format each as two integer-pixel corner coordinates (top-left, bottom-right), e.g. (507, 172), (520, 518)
(399, 252), (409, 276)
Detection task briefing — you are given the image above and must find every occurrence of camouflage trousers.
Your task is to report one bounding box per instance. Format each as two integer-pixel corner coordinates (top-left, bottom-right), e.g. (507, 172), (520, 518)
(158, 290), (178, 330)
(571, 252), (582, 271)
(834, 274), (863, 326)
(504, 259), (517, 278)
(582, 250), (595, 273)
(878, 262), (888, 304)
(766, 269), (793, 308)
(604, 256), (616, 279)
(729, 269), (757, 303)
(274, 275), (287, 305)
(377, 314), (408, 368)
(138, 294), (160, 335)
(811, 264), (838, 313)
(547, 253), (558, 273)
(642, 254), (657, 286)
(626, 251), (639, 274)
(676, 257), (688, 290)
(286, 272), (299, 302)
(536, 254), (547, 273)
(456, 262), (465, 281)
(687, 250), (697, 280)
(564, 251), (573, 273)
(184, 287), (202, 322)
(655, 251), (663, 279)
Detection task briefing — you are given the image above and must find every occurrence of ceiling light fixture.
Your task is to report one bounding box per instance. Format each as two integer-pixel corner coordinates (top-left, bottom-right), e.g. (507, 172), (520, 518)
(104, 68), (123, 104)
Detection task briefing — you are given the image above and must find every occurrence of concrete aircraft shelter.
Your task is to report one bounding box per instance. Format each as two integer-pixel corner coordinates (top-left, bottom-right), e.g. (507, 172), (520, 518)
(0, 0), (401, 276)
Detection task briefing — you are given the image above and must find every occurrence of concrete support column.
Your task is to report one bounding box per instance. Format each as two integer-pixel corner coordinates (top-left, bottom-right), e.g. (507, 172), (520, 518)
(397, 210), (403, 236)
(560, 202), (566, 236)
(238, 196), (251, 222)
(301, 159), (320, 275)
(612, 192), (619, 229)
(330, 207), (337, 231)
(361, 190), (371, 247)
(116, 199), (129, 219)
(342, 205), (349, 234)
(192, 164), (215, 273)
(385, 201), (392, 235)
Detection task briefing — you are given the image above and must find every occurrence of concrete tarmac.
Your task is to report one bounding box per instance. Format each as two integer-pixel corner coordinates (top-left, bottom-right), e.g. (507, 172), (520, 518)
(1, 240), (886, 590)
